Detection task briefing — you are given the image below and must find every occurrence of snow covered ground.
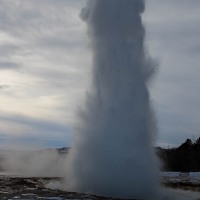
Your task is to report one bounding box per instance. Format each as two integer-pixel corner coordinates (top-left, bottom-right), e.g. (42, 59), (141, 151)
(161, 172), (200, 177)
(160, 171), (200, 186)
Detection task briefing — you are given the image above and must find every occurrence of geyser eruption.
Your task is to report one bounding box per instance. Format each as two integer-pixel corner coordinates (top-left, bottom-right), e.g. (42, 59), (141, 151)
(66, 0), (159, 199)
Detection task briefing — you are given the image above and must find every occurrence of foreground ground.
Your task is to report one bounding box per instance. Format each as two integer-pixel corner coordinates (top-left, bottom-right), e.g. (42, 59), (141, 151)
(0, 176), (123, 200)
(160, 172), (200, 192)
(0, 174), (200, 200)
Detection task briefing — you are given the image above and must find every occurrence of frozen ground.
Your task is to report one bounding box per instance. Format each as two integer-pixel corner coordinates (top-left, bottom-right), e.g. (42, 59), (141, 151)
(0, 173), (199, 200)
(160, 172), (200, 192)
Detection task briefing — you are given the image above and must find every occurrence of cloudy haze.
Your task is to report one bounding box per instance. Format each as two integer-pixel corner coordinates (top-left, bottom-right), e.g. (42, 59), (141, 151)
(0, 0), (200, 149)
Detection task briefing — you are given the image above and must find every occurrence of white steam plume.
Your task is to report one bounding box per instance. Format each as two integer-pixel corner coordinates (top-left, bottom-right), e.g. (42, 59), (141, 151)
(65, 0), (159, 199)
(1, 150), (67, 177)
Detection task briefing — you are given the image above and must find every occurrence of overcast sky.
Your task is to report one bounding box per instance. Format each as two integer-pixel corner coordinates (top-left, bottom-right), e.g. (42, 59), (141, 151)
(0, 0), (199, 149)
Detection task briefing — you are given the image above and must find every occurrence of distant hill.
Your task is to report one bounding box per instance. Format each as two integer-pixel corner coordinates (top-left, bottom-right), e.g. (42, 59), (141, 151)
(56, 147), (71, 154)
(156, 137), (200, 172)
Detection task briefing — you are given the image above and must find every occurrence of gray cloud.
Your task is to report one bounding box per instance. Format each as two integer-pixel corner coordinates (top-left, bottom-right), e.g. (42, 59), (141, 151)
(0, 84), (9, 89)
(0, 44), (20, 56)
(144, 0), (200, 146)
(0, 0), (86, 149)
(184, 44), (200, 56)
(37, 37), (85, 52)
(0, 114), (70, 134)
(0, 61), (19, 70)
(0, 113), (72, 148)
(0, 0), (85, 37)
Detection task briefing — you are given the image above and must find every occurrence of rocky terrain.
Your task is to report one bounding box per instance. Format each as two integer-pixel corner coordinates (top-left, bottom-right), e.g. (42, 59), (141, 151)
(0, 175), (200, 200)
(0, 176), (127, 200)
